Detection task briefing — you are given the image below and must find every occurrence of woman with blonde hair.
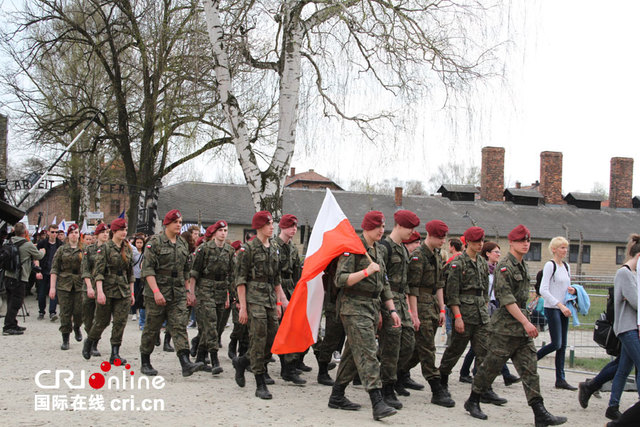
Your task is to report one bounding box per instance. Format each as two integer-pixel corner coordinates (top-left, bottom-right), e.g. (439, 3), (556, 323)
(536, 236), (577, 390)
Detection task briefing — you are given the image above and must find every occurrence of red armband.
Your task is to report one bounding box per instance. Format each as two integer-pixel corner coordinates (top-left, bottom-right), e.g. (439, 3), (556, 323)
(440, 309), (446, 314)
(276, 302), (282, 306)
(152, 288), (159, 294)
(454, 313), (462, 319)
(362, 269), (369, 277)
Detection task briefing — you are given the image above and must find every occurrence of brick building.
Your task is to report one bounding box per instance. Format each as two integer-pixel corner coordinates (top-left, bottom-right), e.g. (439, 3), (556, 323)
(284, 167), (343, 190)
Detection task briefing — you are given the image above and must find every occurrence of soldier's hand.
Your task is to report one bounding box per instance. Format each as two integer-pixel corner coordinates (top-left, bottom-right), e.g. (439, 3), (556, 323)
(239, 306), (248, 324)
(411, 311), (421, 331)
(130, 294), (135, 306)
(367, 262), (380, 275)
(87, 288), (96, 299)
(438, 311), (446, 327)
(524, 321), (538, 338)
(154, 291), (166, 306)
(391, 312), (401, 328)
(49, 288), (56, 300)
(186, 292), (196, 307)
(281, 298), (289, 311)
(378, 313), (383, 331)
(36, 272), (43, 280)
(454, 317), (464, 333)
(276, 304), (282, 319)
(97, 292), (106, 305)
(225, 296), (230, 309)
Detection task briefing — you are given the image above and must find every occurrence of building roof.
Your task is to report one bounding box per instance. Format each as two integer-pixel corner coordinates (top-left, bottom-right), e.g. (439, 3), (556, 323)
(504, 188), (544, 199)
(284, 170), (343, 190)
(158, 182), (640, 244)
(437, 184), (479, 194)
(565, 192), (605, 202)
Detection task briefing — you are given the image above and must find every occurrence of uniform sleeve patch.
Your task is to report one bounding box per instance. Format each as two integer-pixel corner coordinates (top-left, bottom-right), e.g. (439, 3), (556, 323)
(451, 264), (457, 268)
(240, 247), (245, 252)
(500, 267), (507, 272)
(147, 244), (152, 248)
(343, 252), (350, 256)
(411, 256), (419, 261)
(96, 249), (101, 253)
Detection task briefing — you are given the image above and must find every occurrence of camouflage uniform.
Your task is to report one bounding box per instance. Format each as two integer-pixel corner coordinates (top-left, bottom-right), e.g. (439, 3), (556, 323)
(276, 236), (303, 364)
(229, 254), (249, 355)
(378, 237), (414, 386)
(438, 251), (490, 377)
(88, 240), (133, 345)
(334, 235), (393, 392)
(139, 233), (191, 355)
(405, 243), (445, 380)
(80, 243), (100, 335)
(235, 238), (281, 375)
(51, 244), (84, 334)
(190, 240), (235, 352)
(472, 252), (542, 404)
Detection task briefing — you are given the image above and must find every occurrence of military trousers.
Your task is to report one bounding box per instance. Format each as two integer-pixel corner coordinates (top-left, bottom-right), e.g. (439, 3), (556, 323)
(472, 333), (542, 405)
(406, 305), (441, 380)
(314, 308), (345, 364)
(140, 294), (189, 355)
(57, 288), (83, 334)
(379, 310), (415, 384)
(335, 313), (382, 392)
(439, 321), (489, 377)
(216, 302), (231, 345)
(230, 303), (249, 350)
(247, 303), (279, 375)
(82, 293), (97, 335)
(88, 296), (130, 345)
(195, 288), (219, 352)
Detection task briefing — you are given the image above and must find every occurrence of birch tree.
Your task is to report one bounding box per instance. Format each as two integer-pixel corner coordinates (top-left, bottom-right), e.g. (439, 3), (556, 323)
(202, 0), (501, 217)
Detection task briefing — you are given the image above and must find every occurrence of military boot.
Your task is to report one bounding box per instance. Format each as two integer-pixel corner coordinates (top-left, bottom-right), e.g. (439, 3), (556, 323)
(73, 327), (82, 342)
(91, 339), (101, 357)
(238, 341), (248, 358)
(264, 364), (275, 384)
(428, 378), (456, 408)
(328, 383), (361, 410)
(317, 361), (334, 386)
(255, 374), (273, 400)
(61, 333), (70, 351)
(82, 338), (94, 360)
(400, 370), (424, 390)
(140, 353), (158, 376)
(233, 355), (250, 387)
(480, 388), (507, 405)
(296, 355), (312, 372)
(440, 374), (451, 396)
(369, 388), (397, 420)
(531, 399), (567, 426)
(464, 391), (488, 420)
(163, 333), (175, 352)
(109, 345), (126, 364)
(210, 351), (223, 375)
(177, 349), (204, 377)
(227, 338), (237, 360)
(196, 348), (212, 372)
(382, 383), (403, 409)
(281, 358), (306, 385)
(190, 334), (200, 357)
(394, 373), (410, 396)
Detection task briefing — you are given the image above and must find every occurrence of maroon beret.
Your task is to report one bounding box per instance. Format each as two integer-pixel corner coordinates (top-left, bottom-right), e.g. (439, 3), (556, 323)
(403, 231), (421, 244)
(361, 211), (385, 231)
(460, 236), (466, 246)
(252, 211), (273, 230)
(508, 224), (531, 241)
(394, 210), (420, 229)
(205, 220), (227, 238)
(231, 240), (242, 251)
(279, 214), (298, 229)
(163, 209), (182, 226)
(425, 220), (448, 238)
(94, 223), (108, 235)
(110, 218), (127, 232)
(463, 226), (485, 242)
(196, 236), (205, 247)
(66, 223), (79, 235)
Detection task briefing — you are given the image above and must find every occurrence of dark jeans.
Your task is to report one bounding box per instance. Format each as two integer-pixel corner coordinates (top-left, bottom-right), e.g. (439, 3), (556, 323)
(592, 357), (620, 390)
(37, 274), (57, 315)
(537, 307), (569, 382)
(609, 330), (640, 407)
(460, 346), (510, 378)
(3, 279), (25, 331)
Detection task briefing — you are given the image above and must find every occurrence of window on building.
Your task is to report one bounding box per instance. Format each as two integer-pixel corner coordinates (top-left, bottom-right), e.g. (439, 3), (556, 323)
(298, 225), (306, 244)
(524, 242), (541, 262)
(110, 199), (121, 215)
(569, 244), (591, 264)
(616, 246), (626, 265)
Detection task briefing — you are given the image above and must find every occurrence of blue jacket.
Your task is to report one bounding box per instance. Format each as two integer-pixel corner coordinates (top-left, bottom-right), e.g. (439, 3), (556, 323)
(564, 284), (590, 326)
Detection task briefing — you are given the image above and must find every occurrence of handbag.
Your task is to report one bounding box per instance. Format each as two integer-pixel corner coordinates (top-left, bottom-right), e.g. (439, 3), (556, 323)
(593, 313), (621, 357)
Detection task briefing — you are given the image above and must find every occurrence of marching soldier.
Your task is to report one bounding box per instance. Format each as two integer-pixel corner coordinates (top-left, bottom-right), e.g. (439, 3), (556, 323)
(82, 218), (134, 363)
(377, 210), (420, 410)
(232, 211), (290, 400)
(404, 220), (455, 407)
(81, 223), (109, 357)
(49, 223), (84, 350)
(465, 225), (567, 426)
(438, 226), (506, 406)
(227, 240), (248, 360)
(327, 211), (401, 421)
(138, 210), (203, 377)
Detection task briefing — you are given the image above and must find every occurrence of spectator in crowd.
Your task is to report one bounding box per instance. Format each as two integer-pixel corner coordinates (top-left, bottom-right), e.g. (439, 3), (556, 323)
(36, 224), (63, 321)
(132, 234), (146, 329)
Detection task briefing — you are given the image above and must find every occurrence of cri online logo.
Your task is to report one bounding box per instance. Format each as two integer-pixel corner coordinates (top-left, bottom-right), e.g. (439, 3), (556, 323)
(35, 359), (165, 390)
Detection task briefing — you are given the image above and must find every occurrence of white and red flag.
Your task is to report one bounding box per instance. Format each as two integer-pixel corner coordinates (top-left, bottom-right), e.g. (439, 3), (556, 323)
(271, 189), (365, 354)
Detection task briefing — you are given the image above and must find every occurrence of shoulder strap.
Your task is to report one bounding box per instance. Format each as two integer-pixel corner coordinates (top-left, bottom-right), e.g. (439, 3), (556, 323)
(379, 239), (392, 267)
(550, 260), (557, 279)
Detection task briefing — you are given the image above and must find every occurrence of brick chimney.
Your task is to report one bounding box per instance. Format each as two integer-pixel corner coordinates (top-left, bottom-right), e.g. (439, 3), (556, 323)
(480, 146), (505, 201)
(394, 187), (403, 207)
(290, 167), (296, 177)
(609, 157), (633, 208)
(539, 151), (563, 204)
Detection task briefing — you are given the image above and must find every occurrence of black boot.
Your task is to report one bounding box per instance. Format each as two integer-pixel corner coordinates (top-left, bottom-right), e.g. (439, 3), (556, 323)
(238, 341), (248, 357)
(61, 333), (70, 351)
(190, 335), (200, 357)
(503, 372), (521, 386)
(255, 374), (273, 400)
(464, 391), (488, 420)
(382, 383), (403, 409)
(177, 349), (204, 377)
(210, 351), (223, 375)
(109, 345), (127, 364)
(531, 399), (567, 426)
(328, 383), (361, 410)
(480, 388), (507, 406)
(281, 358), (306, 385)
(163, 333), (174, 352)
(394, 372), (410, 396)
(401, 370), (425, 390)
(155, 333), (161, 347)
(196, 348), (212, 372)
(429, 378), (456, 408)
(91, 339), (101, 357)
(233, 355), (250, 387)
(369, 388), (397, 420)
(317, 361), (334, 386)
(73, 327), (82, 342)
(440, 374), (451, 396)
(578, 379), (597, 409)
(227, 338), (237, 360)
(264, 365), (275, 385)
(605, 405), (621, 421)
(141, 353), (158, 376)
(82, 338), (94, 360)
(353, 374), (361, 386)
(296, 356), (312, 372)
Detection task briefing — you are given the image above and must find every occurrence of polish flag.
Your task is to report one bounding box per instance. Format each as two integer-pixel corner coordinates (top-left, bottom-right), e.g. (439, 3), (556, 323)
(272, 189), (365, 354)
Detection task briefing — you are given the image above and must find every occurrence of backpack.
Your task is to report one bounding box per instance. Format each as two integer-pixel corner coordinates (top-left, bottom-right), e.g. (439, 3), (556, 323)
(593, 286), (620, 356)
(0, 239), (26, 295)
(534, 260), (569, 296)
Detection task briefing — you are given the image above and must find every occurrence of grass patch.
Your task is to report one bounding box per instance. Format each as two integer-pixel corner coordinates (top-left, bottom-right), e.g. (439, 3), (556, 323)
(569, 357), (611, 372)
